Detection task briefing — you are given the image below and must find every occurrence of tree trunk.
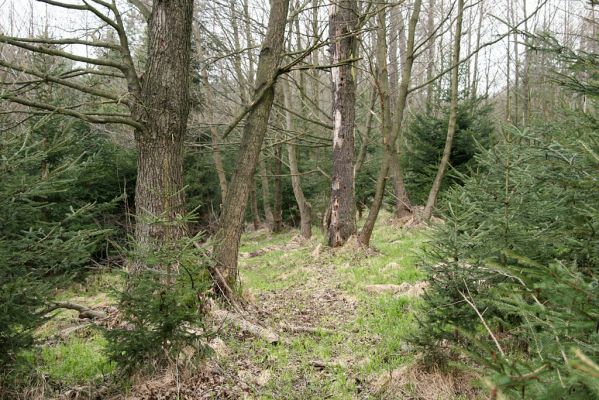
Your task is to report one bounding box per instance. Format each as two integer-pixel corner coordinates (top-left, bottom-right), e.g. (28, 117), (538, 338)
(133, 0), (194, 248)
(283, 79), (312, 239)
(194, 23), (228, 202)
(272, 143), (283, 233)
(421, 0), (464, 222)
(388, 6), (413, 218)
(327, 0), (358, 247)
(259, 157), (274, 228)
(425, 0), (437, 113)
(354, 89), (376, 178)
(358, 0), (421, 246)
(212, 0), (290, 297)
(250, 180), (261, 230)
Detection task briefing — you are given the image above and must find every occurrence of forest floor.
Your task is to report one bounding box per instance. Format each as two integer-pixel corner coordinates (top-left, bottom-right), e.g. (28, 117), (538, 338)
(30, 215), (480, 400)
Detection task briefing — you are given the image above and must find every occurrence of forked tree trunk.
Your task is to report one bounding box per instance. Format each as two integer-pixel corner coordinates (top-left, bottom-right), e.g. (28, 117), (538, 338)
(212, 0), (290, 296)
(283, 79), (312, 238)
(327, 0), (358, 247)
(422, 0), (464, 222)
(358, 0), (422, 246)
(134, 0), (194, 248)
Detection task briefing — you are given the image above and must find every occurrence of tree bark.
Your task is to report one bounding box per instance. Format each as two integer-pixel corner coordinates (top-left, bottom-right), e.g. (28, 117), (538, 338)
(327, 0), (358, 247)
(358, 0), (421, 246)
(283, 79), (312, 239)
(133, 0), (194, 248)
(212, 0), (290, 297)
(421, 0), (464, 222)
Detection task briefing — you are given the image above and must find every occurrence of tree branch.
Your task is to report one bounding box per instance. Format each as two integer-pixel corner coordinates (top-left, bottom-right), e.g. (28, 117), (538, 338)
(0, 34), (127, 71)
(0, 60), (130, 106)
(1, 93), (143, 130)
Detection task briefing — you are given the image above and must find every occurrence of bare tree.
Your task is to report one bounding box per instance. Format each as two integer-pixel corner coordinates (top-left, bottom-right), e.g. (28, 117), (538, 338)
(358, 0), (422, 246)
(283, 78), (312, 238)
(421, 0), (465, 221)
(212, 0), (291, 297)
(0, 0), (194, 251)
(326, 0), (359, 247)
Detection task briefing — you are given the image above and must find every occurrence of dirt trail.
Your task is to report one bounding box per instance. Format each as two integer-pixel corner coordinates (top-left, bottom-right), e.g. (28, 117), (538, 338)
(127, 230), (475, 400)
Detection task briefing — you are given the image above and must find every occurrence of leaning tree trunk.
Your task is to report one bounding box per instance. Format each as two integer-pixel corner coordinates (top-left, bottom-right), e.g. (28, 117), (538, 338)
(133, 0), (194, 248)
(422, 0), (464, 222)
(212, 0), (290, 297)
(358, 0), (422, 246)
(327, 0), (358, 247)
(283, 79), (312, 238)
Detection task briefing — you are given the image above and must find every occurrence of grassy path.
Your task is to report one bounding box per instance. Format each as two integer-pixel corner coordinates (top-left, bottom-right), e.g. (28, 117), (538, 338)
(215, 221), (429, 399)
(24, 219), (480, 399)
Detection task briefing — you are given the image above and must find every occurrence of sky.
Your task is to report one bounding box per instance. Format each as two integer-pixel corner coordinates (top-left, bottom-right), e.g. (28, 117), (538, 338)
(0, 0), (592, 98)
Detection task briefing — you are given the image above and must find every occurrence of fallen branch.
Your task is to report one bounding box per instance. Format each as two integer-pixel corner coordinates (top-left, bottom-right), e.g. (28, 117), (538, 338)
(211, 309), (280, 344)
(279, 323), (338, 336)
(46, 302), (107, 320)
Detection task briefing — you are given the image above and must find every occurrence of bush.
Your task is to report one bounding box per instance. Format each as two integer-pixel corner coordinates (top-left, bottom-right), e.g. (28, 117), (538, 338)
(105, 232), (212, 374)
(402, 98), (494, 204)
(414, 123), (599, 398)
(0, 125), (110, 369)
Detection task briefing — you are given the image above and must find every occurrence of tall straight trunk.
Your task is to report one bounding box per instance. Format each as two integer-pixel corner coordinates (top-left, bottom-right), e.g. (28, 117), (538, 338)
(327, 0), (358, 247)
(421, 0), (464, 222)
(358, 0), (421, 246)
(250, 180), (261, 229)
(230, 0), (249, 104)
(134, 0), (194, 247)
(426, 0), (436, 112)
(470, 0), (483, 99)
(212, 0), (290, 296)
(354, 89), (376, 178)
(311, 0), (321, 115)
(389, 7), (413, 218)
(259, 157), (274, 228)
(194, 23), (228, 202)
(272, 143), (283, 233)
(283, 79), (312, 238)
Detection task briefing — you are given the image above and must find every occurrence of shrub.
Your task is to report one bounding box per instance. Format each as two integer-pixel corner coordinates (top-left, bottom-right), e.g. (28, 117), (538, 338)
(105, 232), (213, 374)
(414, 123), (599, 398)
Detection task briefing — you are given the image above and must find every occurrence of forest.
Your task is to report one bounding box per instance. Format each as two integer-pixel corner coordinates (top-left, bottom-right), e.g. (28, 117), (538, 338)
(0, 0), (597, 398)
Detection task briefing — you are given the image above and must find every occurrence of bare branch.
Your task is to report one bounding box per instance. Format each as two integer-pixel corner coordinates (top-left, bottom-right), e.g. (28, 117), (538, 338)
(1, 93), (143, 130)
(0, 35), (128, 71)
(0, 60), (130, 105)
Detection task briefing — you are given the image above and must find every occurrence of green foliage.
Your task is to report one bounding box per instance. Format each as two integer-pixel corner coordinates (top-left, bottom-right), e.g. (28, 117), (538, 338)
(402, 98), (494, 204)
(415, 121), (599, 398)
(105, 232), (212, 374)
(0, 124), (112, 369)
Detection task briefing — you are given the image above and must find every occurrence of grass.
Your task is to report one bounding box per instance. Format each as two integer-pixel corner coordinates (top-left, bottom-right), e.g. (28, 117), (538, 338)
(227, 217), (434, 399)
(10, 215), (471, 399)
(39, 334), (115, 386)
